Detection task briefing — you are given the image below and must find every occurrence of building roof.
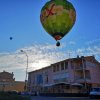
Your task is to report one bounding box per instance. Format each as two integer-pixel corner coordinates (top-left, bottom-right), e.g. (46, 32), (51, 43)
(28, 55), (100, 74)
(28, 65), (51, 74)
(0, 70), (13, 75)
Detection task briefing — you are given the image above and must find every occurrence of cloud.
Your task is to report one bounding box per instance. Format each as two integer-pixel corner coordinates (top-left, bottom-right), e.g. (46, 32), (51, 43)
(0, 43), (68, 73)
(86, 38), (100, 45)
(74, 45), (100, 62)
(68, 41), (76, 45)
(0, 42), (100, 76)
(0, 39), (100, 82)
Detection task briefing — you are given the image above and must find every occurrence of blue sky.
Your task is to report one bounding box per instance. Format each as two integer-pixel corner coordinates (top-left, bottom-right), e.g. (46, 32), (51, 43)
(0, 0), (100, 81)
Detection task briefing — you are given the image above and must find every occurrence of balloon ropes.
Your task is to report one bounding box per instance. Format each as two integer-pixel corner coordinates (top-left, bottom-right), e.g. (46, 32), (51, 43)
(40, 0), (76, 46)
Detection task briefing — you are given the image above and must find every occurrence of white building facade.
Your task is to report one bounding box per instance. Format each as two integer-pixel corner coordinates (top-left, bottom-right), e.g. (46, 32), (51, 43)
(27, 56), (100, 93)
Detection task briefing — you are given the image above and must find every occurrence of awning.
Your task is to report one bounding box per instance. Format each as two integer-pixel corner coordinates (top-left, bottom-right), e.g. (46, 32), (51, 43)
(71, 83), (83, 87)
(43, 82), (70, 87)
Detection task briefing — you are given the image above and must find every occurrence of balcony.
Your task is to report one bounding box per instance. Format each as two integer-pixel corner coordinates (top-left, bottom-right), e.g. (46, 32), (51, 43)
(74, 65), (87, 70)
(75, 77), (91, 83)
(74, 66), (83, 70)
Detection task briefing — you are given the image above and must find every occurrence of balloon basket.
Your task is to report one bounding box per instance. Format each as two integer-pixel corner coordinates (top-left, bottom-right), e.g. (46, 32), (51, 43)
(56, 41), (60, 47)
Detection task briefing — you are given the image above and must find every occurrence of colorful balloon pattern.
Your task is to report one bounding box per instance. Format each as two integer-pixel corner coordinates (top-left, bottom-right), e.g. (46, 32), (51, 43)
(40, 0), (76, 46)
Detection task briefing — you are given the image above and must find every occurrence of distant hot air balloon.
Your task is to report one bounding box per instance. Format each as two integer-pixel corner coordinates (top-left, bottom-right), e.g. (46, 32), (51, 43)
(40, 0), (76, 46)
(9, 37), (13, 40)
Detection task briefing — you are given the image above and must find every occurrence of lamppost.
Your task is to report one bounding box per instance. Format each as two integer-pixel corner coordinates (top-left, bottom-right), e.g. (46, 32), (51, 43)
(20, 50), (28, 91)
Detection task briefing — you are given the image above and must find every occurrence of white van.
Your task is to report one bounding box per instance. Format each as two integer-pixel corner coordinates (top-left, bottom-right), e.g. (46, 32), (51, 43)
(89, 87), (100, 98)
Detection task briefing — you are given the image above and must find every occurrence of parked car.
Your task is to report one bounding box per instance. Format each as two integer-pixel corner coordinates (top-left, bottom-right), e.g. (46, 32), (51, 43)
(30, 91), (37, 96)
(89, 87), (100, 99)
(21, 91), (30, 95)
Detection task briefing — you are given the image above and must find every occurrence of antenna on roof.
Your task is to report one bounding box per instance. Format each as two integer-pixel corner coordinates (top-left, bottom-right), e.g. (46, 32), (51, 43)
(77, 51), (81, 58)
(77, 55), (80, 58)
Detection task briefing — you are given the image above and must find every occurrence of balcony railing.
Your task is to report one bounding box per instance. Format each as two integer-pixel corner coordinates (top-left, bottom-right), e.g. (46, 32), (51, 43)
(75, 77), (91, 82)
(74, 66), (83, 70)
(74, 65), (87, 70)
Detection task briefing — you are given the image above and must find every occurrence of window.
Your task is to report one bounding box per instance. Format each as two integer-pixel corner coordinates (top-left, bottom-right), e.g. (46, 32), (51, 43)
(71, 61), (74, 69)
(45, 75), (48, 84)
(65, 62), (68, 69)
(36, 74), (43, 84)
(57, 64), (59, 71)
(61, 62), (64, 70)
(53, 65), (56, 72)
(86, 71), (91, 79)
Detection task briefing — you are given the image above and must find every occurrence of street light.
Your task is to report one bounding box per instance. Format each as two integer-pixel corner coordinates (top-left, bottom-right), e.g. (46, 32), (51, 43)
(20, 50), (28, 91)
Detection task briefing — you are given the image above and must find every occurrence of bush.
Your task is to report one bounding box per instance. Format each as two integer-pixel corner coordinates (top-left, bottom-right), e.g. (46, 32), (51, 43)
(0, 91), (30, 100)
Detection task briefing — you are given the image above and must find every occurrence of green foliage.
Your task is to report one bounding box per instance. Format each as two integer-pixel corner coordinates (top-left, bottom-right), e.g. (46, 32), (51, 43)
(0, 92), (30, 100)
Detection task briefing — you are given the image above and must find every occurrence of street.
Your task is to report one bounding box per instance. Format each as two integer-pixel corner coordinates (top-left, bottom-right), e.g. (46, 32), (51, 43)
(31, 96), (99, 100)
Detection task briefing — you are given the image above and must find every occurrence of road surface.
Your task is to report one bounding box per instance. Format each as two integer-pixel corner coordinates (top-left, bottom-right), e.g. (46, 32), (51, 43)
(31, 96), (98, 100)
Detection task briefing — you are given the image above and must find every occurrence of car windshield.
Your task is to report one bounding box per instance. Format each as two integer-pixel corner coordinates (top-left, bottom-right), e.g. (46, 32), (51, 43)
(92, 88), (100, 92)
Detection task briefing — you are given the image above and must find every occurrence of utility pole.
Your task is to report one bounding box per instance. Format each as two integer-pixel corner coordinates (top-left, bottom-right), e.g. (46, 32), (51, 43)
(82, 57), (87, 92)
(20, 50), (29, 91)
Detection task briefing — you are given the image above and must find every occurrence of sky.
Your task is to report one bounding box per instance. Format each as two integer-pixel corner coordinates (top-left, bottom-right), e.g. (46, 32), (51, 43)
(0, 0), (100, 81)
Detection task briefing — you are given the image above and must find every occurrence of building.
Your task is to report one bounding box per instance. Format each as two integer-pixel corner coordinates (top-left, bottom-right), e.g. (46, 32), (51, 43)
(27, 56), (100, 93)
(0, 71), (25, 92)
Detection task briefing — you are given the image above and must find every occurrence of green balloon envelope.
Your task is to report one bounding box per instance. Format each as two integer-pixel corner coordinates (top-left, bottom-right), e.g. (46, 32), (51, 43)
(40, 0), (76, 41)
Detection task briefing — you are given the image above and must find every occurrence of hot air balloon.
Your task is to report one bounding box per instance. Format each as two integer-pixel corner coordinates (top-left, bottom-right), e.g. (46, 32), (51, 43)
(9, 37), (13, 40)
(40, 0), (76, 46)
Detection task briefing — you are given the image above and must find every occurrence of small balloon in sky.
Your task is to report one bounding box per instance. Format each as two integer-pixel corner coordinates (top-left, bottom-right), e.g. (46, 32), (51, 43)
(40, 0), (76, 46)
(9, 37), (13, 40)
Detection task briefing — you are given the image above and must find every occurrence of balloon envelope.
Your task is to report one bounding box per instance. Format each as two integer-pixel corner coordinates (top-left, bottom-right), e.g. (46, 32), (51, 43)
(40, 0), (76, 41)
